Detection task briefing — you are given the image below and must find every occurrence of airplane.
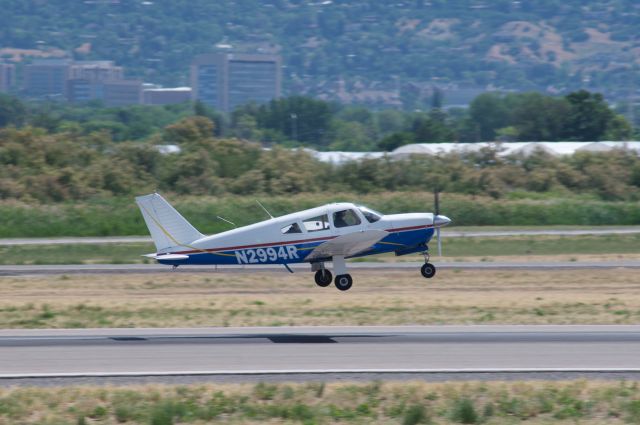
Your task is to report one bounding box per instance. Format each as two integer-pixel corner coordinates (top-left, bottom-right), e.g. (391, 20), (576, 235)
(135, 193), (451, 291)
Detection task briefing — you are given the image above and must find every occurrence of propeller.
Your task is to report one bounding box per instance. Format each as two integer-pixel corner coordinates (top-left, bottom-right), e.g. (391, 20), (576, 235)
(433, 189), (451, 256)
(435, 190), (442, 256)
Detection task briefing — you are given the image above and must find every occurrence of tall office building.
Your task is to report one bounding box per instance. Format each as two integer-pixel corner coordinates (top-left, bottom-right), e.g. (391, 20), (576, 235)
(0, 63), (15, 92)
(24, 59), (72, 97)
(102, 80), (143, 106)
(63, 60), (141, 106)
(191, 53), (281, 112)
(69, 61), (124, 82)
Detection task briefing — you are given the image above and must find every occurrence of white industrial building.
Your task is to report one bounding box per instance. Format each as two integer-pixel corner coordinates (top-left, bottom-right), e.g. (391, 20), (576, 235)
(309, 141), (640, 164)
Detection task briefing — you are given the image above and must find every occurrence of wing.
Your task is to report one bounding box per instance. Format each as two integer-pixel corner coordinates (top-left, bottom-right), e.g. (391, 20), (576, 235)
(306, 230), (388, 261)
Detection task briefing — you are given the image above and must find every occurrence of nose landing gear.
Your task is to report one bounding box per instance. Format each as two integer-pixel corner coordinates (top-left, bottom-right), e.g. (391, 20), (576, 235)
(420, 252), (436, 279)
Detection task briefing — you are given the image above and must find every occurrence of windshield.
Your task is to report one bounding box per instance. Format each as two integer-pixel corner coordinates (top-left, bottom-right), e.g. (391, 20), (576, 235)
(357, 205), (383, 223)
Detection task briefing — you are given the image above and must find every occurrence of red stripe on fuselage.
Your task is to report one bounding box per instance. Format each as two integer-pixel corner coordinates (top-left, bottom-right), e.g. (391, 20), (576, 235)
(173, 224), (433, 255)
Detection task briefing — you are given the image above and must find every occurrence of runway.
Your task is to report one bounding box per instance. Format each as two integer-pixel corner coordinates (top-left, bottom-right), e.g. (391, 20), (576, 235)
(1, 260), (639, 276)
(2, 326), (640, 385)
(1, 226), (639, 245)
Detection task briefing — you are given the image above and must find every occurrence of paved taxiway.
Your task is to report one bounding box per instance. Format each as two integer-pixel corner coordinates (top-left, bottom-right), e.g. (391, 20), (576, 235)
(1, 227), (639, 246)
(1, 326), (640, 382)
(1, 260), (639, 276)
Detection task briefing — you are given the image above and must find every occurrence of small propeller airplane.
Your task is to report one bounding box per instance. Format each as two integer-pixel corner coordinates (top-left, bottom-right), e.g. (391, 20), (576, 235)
(136, 193), (451, 291)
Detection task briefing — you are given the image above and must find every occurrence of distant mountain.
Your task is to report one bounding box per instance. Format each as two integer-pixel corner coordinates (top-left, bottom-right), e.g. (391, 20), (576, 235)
(2, 0), (639, 107)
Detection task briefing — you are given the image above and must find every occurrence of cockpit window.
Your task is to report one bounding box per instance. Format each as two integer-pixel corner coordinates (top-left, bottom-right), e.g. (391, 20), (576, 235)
(357, 205), (383, 223)
(303, 214), (330, 232)
(281, 222), (302, 234)
(333, 209), (361, 228)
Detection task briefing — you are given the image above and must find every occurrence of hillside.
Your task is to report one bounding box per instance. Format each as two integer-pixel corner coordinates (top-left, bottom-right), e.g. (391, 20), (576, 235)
(2, 0), (640, 106)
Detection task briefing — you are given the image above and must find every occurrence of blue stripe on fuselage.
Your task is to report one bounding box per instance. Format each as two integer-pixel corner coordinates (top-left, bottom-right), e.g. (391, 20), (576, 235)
(156, 227), (435, 266)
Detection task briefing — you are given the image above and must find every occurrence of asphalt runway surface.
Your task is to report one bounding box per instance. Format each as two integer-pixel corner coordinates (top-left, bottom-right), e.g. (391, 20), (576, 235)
(2, 326), (640, 385)
(1, 260), (639, 276)
(1, 227), (639, 245)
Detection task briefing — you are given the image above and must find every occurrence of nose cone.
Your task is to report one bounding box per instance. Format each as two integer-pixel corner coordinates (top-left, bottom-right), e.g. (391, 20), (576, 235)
(434, 215), (451, 227)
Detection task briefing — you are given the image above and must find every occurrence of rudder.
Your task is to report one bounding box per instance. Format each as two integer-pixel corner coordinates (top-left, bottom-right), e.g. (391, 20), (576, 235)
(135, 193), (204, 252)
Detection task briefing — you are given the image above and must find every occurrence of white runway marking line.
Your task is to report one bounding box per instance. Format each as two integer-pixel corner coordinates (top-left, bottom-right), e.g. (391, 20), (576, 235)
(3, 368), (640, 379)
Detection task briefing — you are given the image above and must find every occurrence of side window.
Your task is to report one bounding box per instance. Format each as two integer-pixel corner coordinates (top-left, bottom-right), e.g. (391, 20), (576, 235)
(303, 214), (330, 232)
(281, 223), (302, 234)
(333, 209), (362, 228)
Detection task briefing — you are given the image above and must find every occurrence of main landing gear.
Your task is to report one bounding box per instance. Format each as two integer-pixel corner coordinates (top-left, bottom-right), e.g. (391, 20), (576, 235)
(314, 269), (332, 287)
(420, 252), (436, 279)
(312, 256), (354, 291)
(334, 274), (353, 291)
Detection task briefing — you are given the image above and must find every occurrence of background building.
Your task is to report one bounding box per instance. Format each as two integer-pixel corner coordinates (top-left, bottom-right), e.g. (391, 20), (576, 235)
(69, 60), (124, 82)
(0, 63), (15, 93)
(24, 59), (71, 97)
(191, 52), (281, 112)
(143, 87), (192, 105)
(102, 80), (143, 106)
(23, 59), (141, 105)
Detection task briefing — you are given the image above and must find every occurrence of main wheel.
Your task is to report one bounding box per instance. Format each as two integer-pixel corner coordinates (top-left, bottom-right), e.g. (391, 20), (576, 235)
(334, 274), (353, 291)
(421, 262), (436, 279)
(314, 269), (333, 287)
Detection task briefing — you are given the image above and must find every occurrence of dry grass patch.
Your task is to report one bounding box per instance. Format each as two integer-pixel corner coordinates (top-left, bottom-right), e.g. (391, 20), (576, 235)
(1, 268), (639, 328)
(1, 380), (640, 424)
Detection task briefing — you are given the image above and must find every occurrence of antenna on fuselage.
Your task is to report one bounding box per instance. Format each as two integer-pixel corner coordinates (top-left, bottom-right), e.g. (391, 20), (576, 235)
(217, 216), (236, 228)
(256, 200), (274, 219)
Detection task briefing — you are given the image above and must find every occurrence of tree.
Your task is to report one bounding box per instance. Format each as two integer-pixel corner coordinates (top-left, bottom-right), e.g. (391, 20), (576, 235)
(0, 94), (26, 128)
(468, 93), (510, 141)
(604, 114), (633, 140)
(506, 92), (569, 141)
(163, 116), (215, 145)
(253, 96), (334, 146)
(563, 90), (614, 141)
(411, 111), (456, 143)
(377, 132), (415, 151)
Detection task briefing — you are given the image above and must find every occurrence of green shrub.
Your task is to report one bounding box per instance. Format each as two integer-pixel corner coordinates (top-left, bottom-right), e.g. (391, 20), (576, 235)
(402, 404), (428, 425)
(626, 400), (640, 424)
(451, 398), (478, 424)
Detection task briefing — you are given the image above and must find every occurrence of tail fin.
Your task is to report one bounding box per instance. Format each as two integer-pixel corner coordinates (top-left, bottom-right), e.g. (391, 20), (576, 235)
(135, 193), (204, 252)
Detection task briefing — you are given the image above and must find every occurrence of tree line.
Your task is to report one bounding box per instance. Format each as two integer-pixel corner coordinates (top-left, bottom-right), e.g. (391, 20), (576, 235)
(1, 114), (639, 203)
(3, 88), (635, 155)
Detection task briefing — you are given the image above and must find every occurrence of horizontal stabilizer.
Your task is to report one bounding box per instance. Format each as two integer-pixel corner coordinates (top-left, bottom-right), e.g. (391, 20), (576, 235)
(306, 230), (388, 261)
(152, 254), (190, 261)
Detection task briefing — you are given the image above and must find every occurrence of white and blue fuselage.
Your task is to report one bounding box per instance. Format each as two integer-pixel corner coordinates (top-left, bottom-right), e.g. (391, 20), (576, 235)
(136, 194), (451, 290)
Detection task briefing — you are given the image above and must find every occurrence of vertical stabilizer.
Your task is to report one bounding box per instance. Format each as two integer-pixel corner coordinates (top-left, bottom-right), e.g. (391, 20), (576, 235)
(135, 193), (204, 251)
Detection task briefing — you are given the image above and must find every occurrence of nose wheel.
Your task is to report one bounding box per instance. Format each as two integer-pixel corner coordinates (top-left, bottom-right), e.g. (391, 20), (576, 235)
(421, 262), (436, 278)
(420, 252), (436, 279)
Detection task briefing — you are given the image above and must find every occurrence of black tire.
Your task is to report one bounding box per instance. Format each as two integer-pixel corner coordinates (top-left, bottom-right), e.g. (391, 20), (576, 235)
(334, 274), (353, 291)
(314, 269), (333, 287)
(421, 263), (436, 279)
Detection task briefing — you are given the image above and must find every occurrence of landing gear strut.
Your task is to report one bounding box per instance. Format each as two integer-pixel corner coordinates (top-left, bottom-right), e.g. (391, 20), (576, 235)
(314, 269), (333, 287)
(420, 252), (436, 279)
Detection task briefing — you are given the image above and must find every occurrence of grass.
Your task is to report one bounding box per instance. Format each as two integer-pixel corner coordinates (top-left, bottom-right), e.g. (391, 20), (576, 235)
(1, 268), (640, 328)
(1, 192), (639, 238)
(0, 233), (639, 265)
(1, 380), (640, 424)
